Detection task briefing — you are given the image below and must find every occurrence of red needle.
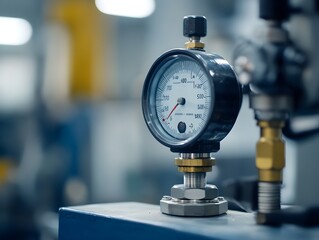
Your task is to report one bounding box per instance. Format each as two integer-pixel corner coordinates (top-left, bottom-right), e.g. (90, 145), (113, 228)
(162, 97), (186, 122)
(164, 103), (179, 121)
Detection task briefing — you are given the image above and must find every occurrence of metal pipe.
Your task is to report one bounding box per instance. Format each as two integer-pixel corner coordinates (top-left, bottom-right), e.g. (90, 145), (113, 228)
(184, 172), (206, 188)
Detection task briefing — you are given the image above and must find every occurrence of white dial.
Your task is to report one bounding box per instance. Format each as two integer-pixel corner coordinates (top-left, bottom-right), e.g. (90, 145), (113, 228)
(155, 60), (211, 140)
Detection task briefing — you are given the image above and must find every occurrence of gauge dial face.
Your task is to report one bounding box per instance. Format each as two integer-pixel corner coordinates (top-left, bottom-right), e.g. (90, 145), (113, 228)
(155, 59), (211, 140)
(143, 49), (241, 150)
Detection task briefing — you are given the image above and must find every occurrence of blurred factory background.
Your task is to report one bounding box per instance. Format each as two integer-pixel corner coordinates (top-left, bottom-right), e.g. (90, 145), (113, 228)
(0, 0), (318, 239)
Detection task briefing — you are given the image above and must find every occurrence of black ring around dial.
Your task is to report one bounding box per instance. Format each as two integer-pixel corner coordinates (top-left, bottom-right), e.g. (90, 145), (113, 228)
(142, 48), (242, 153)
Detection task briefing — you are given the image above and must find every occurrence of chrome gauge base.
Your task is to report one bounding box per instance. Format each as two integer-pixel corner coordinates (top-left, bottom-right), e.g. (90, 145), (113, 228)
(160, 183), (228, 217)
(160, 195), (228, 217)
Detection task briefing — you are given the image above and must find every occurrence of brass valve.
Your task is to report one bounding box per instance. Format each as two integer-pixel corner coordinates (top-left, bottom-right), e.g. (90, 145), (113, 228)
(256, 120), (285, 182)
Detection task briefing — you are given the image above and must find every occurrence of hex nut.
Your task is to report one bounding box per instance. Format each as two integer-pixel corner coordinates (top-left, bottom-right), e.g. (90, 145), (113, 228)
(256, 139), (285, 170)
(171, 184), (218, 200)
(185, 41), (205, 49)
(160, 197), (228, 216)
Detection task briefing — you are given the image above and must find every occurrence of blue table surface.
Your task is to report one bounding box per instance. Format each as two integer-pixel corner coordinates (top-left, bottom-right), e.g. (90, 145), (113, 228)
(59, 202), (319, 240)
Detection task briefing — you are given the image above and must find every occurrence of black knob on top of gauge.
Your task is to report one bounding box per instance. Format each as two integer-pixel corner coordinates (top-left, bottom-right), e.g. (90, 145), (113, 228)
(183, 15), (207, 38)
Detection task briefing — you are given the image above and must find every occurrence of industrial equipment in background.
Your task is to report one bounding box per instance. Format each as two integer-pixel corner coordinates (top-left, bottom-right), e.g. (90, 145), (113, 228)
(0, 0), (109, 239)
(142, 15), (242, 216)
(59, 9), (319, 239)
(231, 0), (319, 226)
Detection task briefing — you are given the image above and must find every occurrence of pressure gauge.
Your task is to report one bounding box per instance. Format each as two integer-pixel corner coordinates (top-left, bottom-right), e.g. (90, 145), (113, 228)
(142, 49), (242, 153)
(142, 15), (241, 217)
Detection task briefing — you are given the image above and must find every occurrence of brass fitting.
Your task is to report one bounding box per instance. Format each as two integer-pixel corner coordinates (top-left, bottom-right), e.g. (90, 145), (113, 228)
(185, 41), (205, 50)
(256, 120), (285, 182)
(175, 158), (215, 173)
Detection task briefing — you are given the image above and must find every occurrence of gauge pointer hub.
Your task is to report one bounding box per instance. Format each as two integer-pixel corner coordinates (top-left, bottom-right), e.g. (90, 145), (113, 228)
(163, 97), (186, 122)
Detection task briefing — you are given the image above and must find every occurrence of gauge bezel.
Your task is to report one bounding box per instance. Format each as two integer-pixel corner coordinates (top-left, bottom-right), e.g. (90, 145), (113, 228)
(142, 48), (242, 152)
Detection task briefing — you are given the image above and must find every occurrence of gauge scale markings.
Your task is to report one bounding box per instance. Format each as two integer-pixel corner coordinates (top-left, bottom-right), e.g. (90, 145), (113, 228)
(142, 47), (242, 154)
(155, 60), (211, 140)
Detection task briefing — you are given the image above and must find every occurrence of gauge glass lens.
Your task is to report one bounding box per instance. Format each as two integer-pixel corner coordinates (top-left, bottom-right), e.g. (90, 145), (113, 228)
(155, 58), (211, 140)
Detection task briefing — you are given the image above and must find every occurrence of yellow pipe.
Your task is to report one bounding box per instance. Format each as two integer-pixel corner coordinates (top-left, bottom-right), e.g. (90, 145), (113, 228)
(49, 0), (113, 100)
